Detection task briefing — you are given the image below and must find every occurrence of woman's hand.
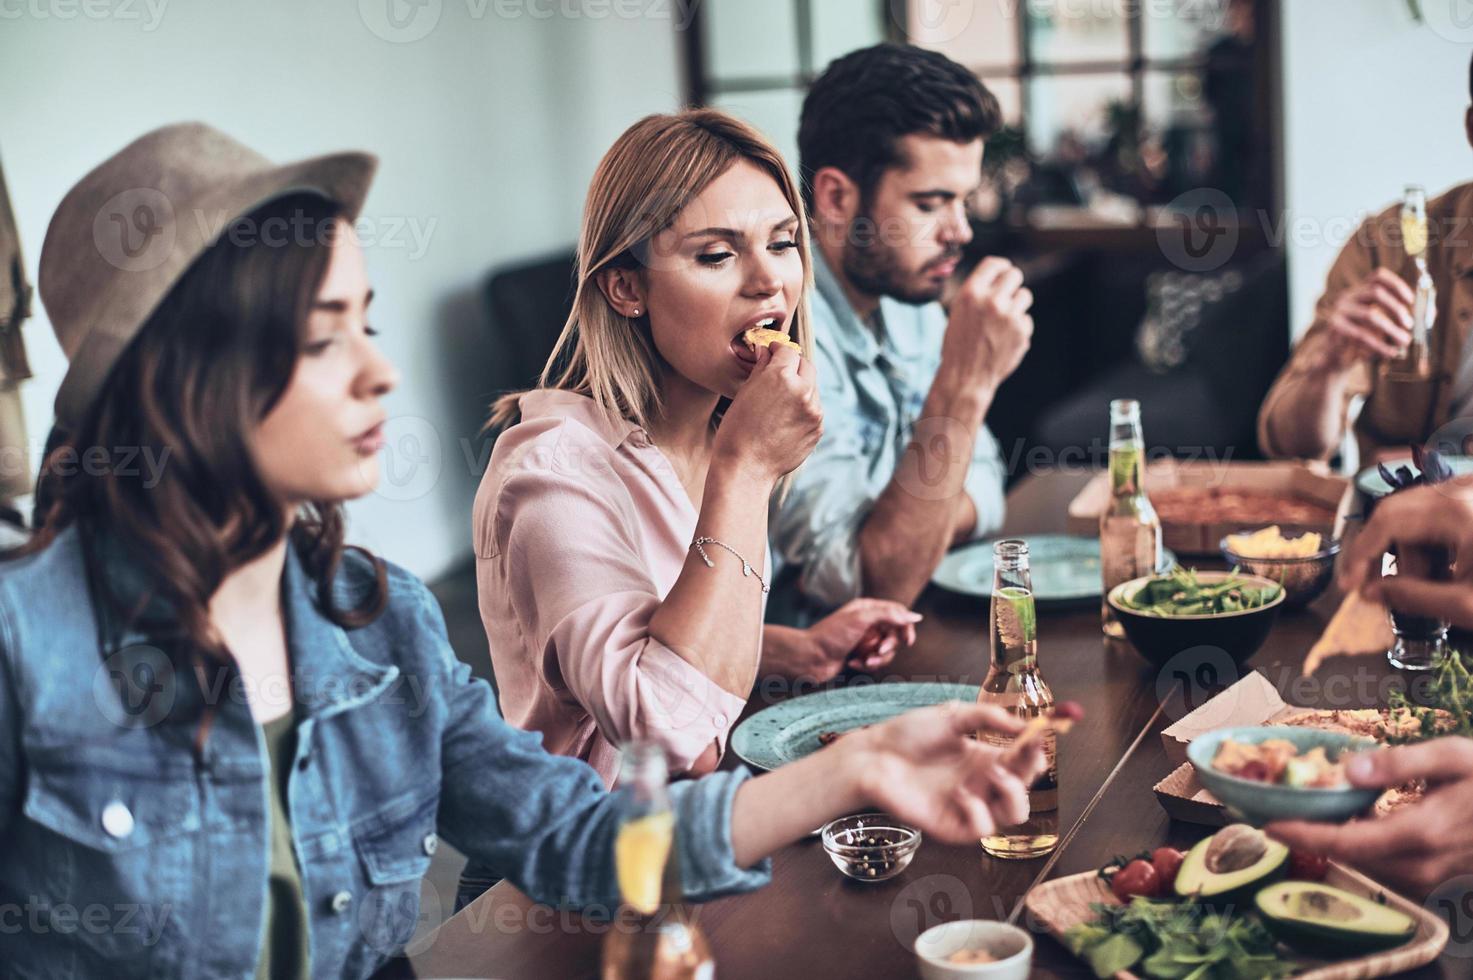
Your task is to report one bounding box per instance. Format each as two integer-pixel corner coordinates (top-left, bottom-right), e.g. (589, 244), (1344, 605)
(713, 344), (822, 482)
(730, 702), (1052, 865)
(1266, 737), (1473, 898)
(842, 702), (1047, 845)
(764, 600), (921, 682)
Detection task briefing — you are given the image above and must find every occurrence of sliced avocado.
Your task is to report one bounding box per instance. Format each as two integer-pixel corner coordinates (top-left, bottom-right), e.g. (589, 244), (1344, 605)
(1255, 881), (1416, 957)
(1174, 825), (1288, 910)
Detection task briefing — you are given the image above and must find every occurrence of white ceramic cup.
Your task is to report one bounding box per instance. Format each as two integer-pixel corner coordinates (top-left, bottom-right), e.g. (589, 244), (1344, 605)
(914, 920), (1034, 980)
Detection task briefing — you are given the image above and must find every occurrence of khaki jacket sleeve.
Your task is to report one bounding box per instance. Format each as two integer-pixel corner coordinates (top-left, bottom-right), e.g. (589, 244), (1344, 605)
(1257, 219), (1378, 459)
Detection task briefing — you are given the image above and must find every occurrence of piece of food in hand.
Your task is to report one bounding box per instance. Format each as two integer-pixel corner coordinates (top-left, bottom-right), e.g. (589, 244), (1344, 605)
(1255, 881), (1416, 957)
(743, 325), (802, 355)
(614, 811), (674, 915)
(1013, 700), (1084, 749)
(1302, 589), (1395, 676)
(1226, 525), (1324, 558)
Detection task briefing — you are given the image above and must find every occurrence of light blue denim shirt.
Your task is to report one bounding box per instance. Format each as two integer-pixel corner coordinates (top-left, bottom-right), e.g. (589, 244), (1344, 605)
(769, 250), (1006, 623)
(0, 526), (768, 979)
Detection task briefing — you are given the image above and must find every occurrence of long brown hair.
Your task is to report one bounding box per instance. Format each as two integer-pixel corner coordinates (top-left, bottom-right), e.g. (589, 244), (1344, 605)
(18, 193), (386, 677)
(488, 108), (814, 435)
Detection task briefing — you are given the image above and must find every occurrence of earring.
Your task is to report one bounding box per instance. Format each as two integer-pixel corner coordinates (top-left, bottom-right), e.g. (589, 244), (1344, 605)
(631, 307), (641, 317)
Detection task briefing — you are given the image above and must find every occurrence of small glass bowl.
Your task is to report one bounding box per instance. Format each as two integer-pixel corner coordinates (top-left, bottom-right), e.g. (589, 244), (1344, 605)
(820, 813), (921, 882)
(1220, 532), (1341, 610)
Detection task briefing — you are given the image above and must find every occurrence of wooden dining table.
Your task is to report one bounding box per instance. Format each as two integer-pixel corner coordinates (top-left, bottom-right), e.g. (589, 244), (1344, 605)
(403, 468), (1463, 979)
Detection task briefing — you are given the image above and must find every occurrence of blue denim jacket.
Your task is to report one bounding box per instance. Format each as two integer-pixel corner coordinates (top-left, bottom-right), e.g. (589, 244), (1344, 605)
(0, 526), (769, 978)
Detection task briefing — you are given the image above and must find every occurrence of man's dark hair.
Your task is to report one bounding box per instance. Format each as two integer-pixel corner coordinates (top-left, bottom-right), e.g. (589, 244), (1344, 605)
(798, 43), (1001, 214)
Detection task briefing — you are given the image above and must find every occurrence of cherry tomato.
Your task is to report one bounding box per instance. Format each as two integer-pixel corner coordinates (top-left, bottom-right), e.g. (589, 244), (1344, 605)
(1288, 850), (1329, 882)
(1111, 859), (1160, 901)
(1150, 847), (1185, 891)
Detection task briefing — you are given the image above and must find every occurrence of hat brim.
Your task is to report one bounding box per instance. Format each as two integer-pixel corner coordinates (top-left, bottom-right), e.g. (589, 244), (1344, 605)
(54, 150), (378, 429)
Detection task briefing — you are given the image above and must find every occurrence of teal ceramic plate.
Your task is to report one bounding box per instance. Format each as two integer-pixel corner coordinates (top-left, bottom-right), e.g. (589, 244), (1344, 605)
(731, 682), (980, 772)
(932, 534), (1177, 603)
(1355, 454), (1473, 498)
(1188, 725), (1381, 826)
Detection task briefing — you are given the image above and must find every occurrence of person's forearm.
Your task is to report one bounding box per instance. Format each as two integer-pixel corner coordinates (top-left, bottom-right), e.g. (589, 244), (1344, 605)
(1262, 364), (1355, 461)
(859, 369), (991, 604)
(730, 738), (867, 866)
(758, 624), (811, 680)
(647, 456), (775, 698)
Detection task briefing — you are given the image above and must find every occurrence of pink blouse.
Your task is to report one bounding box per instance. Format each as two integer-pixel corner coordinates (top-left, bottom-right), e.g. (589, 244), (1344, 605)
(473, 390), (757, 787)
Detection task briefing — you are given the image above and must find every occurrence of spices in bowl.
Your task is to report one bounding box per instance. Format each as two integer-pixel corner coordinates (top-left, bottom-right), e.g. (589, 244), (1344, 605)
(820, 813), (921, 882)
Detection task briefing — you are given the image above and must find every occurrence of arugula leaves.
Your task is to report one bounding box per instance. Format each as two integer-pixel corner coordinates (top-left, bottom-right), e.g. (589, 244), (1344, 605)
(1062, 897), (1295, 979)
(1120, 567), (1282, 618)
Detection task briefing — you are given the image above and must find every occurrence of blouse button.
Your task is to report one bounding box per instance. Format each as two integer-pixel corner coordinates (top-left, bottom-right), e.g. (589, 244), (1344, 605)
(330, 890), (353, 915)
(713, 714), (728, 728)
(101, 801), (135, 839)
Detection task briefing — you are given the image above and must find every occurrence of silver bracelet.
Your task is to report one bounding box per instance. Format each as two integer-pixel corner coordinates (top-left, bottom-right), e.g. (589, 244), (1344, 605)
(690, 536), (770, 594)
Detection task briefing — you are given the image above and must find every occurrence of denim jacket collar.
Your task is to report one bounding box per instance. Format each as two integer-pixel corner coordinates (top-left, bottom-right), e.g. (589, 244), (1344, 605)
(90, 526), (399, 723)
(811, 248), (935, 369)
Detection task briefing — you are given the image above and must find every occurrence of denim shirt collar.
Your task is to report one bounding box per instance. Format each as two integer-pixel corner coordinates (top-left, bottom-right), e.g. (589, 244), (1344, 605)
(91, 526), (398, 723)
(812, 246), (883, 366)
(811, 247), (935, 368)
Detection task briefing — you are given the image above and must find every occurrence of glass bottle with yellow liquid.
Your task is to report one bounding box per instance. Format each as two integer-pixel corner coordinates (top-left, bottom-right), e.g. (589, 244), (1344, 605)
(977, 539), (1058, 859)
(602, 742), (716, 980)
(1100, 399), (1162, 638)
(1385, 185), (1435, 382)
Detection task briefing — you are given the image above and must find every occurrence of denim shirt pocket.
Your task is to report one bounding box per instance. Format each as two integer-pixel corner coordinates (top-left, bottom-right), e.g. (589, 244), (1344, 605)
(18, 749), (199, 972)
(347, 785), (441, 969)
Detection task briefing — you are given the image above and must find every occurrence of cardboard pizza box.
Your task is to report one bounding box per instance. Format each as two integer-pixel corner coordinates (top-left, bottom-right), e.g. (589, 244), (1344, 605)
(1067, 459), (1351, 555)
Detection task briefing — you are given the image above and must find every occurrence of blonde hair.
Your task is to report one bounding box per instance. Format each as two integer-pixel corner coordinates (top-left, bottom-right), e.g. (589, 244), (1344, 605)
(488, 108), (814, 434)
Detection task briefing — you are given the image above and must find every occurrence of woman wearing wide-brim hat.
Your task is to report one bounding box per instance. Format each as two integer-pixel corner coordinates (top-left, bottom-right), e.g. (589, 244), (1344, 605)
(0, 123), (1046, 978)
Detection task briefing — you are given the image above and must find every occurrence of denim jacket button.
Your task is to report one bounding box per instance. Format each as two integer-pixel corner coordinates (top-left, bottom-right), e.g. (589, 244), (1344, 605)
(330, 890), (353, 915)
(422, 833), (439, 856)
(101, 801), (134, 839)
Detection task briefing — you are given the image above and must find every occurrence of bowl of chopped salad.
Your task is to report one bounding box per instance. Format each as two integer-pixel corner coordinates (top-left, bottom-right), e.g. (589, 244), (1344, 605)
(1106, 567), (1285, 667)
(1188, 725), (1381, 825)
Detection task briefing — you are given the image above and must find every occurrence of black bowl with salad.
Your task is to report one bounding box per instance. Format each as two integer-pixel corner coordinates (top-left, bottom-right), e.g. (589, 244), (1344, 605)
(1107, 568), (1285, 667)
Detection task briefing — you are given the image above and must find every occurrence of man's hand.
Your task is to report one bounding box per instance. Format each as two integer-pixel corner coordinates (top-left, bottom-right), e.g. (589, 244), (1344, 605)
(1320, 268), (1416, 367)
(1338, 480), (1473, 629)
(1267, 738), (1473, 897)
(938, 257), (1034, 395)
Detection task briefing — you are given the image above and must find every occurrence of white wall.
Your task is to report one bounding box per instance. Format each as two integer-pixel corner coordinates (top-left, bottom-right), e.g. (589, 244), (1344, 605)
(0, 0), (684, 582)
(1281, 1), (1471, 339)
